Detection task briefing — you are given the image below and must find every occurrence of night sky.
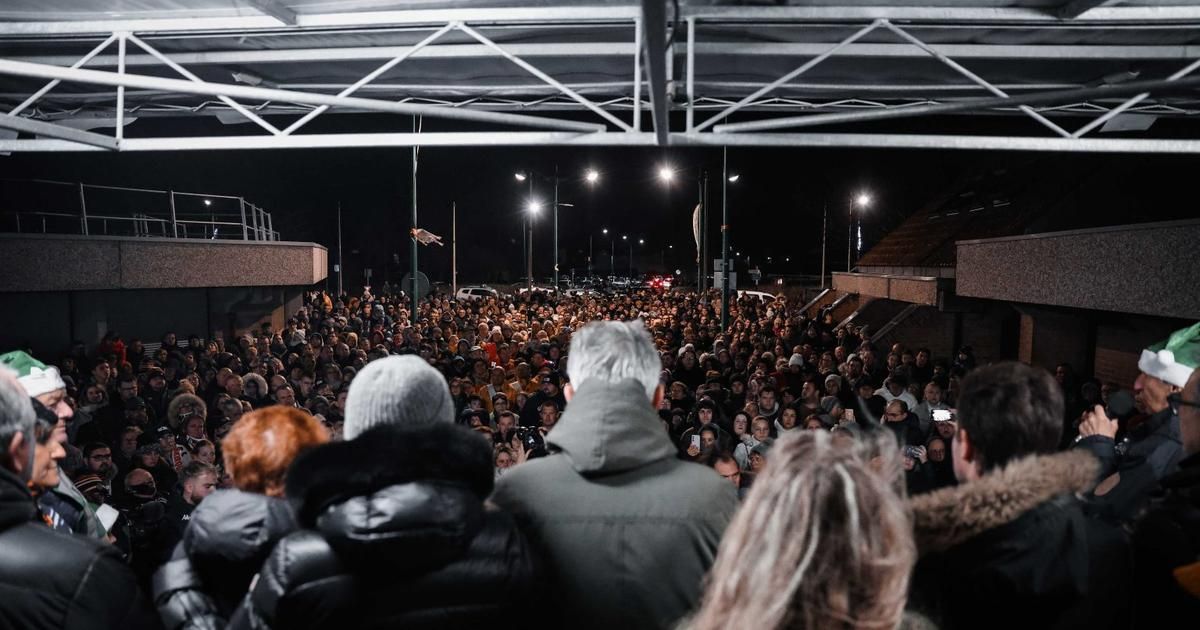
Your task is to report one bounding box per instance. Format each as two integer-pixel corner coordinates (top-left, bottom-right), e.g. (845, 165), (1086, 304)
(3, 111), (1199, 290)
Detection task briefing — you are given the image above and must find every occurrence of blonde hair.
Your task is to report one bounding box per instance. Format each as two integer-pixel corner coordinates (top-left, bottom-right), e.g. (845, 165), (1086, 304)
(689, 430), (914, 630)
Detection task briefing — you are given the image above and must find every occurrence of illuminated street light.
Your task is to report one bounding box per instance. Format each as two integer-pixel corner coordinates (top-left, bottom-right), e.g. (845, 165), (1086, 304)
(585, 169), (600, 183)
(203, 199), (212, 206)
(527, 200), (541, 215)
(638, 238), (644, 244)
(657, 166), (674, 182)
(514, 172), (527, 182)
(728, 174), (740, 183)
(602, 228), (608, 234)
(849, 191), (873, 271)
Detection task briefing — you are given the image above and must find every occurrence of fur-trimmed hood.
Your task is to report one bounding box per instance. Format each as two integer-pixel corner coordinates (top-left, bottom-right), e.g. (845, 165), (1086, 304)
(166, 392), (207, 430)
(910, 449), (1099, 554)
(240, 372), (269, 401)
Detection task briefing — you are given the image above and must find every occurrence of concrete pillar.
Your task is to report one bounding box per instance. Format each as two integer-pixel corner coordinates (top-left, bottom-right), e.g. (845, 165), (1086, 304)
(1017, 306), (1091, 375)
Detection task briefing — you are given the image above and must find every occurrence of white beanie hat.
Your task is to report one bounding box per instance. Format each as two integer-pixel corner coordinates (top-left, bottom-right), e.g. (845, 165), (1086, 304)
(343, 355), (453, 439)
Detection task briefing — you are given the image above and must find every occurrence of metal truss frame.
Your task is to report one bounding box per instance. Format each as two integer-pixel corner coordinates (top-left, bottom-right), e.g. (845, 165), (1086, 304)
(1, 2), (1200, 153)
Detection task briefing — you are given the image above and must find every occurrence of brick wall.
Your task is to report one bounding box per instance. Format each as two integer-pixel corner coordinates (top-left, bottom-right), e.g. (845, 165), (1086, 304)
(876, 306), (956, 362)
(1093, 317), (1187, 387)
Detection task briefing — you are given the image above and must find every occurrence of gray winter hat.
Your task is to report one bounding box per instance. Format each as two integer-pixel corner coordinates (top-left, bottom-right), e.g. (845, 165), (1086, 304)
(343, 355), (453, 440)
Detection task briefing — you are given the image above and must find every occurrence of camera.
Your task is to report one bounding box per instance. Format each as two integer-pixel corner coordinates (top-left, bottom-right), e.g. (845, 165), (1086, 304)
(515, 426), (546, 455)
(904, 446), (923, 460)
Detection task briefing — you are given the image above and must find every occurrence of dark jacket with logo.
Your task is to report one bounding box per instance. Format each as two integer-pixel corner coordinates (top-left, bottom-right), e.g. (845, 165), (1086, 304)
(909, 450), (1131, 630)
(229, 422), (536, 630)
(153, 489), (296, 630)
(0, 467), (161, 630)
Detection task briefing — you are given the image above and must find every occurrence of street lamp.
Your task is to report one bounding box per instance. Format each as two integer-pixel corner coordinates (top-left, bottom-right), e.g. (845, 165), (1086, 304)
(525, 198), (541, 290)
(658, 163), (708, 293)
(516, 167), (594, 289)
(848, 192), (871, 272)
(721, 147), (738, 329)
(604, 229), (615, 280)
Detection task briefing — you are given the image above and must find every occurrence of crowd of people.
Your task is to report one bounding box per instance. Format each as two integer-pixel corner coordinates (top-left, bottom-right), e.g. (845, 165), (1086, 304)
(0, 285), (1198, 630)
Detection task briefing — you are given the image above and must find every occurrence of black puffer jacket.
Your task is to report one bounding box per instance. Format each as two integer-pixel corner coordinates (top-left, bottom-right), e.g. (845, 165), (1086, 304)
(152, 489), (296, 630)
(229, 422), (538, 630)
(0, 467), (162, 630)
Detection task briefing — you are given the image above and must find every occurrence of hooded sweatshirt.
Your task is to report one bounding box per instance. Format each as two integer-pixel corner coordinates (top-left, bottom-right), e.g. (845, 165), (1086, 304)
(491, 378), (737, 630)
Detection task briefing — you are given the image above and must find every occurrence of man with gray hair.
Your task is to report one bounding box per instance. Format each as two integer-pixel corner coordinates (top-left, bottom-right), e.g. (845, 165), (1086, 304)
(491, 320), (737, 630)
(0, 366), (161, 629)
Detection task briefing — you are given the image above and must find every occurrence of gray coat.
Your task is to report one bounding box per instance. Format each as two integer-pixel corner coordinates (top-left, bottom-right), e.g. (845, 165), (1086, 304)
(491, 379), (737, 630)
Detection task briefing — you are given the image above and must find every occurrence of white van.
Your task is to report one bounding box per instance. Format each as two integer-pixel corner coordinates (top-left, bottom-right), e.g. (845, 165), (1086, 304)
(455, 286), (499, 301)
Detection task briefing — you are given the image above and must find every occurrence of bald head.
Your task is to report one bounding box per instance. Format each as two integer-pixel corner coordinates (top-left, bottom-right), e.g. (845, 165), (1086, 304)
(124, 468), (154, 494)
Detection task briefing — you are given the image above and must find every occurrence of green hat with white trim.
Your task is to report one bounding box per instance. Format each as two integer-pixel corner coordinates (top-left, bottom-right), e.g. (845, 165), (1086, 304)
(0, 350), (66, 398)
(1138, 322), (1200, 388)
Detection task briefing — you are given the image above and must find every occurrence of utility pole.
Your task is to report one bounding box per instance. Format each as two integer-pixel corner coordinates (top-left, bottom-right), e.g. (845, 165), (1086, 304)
(553, 165), (560, 290)
(820, 201), (828, 288)
(451, 202), (457, 297)
(528, 176), (534, 291)
(337, 201), (344, 297)
(701, 169), (709, 293)
(846, 195), (853, 273)
(410, 118), (419, 325)
(721, 148), (731, 330)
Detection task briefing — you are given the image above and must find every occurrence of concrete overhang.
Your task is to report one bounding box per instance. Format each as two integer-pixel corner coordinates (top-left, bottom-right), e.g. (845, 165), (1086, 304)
(956, 219), (1200, 320)
(832, 271), (944, 306)
(0, 234), (327, 292)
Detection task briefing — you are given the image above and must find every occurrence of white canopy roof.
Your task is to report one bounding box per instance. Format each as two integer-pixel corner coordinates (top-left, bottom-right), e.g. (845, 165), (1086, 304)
(1, 1), (1199, 152)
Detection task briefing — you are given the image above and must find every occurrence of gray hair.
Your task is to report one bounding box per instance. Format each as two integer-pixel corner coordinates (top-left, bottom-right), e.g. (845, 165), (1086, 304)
(566, 320), (661, 401)
(0, 365), (35, 458)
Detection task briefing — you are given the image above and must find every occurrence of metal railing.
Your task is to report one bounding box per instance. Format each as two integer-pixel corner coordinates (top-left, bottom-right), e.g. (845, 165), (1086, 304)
(0, 178), (279, 241)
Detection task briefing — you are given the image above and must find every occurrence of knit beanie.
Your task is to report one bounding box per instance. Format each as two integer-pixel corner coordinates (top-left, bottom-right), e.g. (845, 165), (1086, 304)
(343, 355), (453, 439)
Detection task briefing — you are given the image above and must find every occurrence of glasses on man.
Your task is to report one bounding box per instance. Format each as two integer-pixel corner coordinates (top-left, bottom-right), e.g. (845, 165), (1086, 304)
(1167, 392), (1200, 417)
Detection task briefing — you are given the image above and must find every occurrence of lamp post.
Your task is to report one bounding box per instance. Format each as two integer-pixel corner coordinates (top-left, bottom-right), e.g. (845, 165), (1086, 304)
(602, 228), (614, 280)
(847, 193), (871, 272)
(526, 199), (540, 291)
(515, 172), (533, 289)
(622, 235), (630, 279)
(518, 167), (595, 290)
(722, 147), (739, 330)
(658, 164), (707, 294)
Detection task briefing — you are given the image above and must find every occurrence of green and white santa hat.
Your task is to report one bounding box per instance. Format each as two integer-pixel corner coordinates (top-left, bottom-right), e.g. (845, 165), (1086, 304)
(0, 350), (66, 398)
(1138, 322), (1200, 388)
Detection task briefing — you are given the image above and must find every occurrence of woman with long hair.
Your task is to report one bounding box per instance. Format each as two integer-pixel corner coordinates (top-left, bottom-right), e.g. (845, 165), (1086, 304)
(689, 430), (915, 630)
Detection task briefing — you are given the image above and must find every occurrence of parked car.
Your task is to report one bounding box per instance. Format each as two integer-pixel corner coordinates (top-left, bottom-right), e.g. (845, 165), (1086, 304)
(738, 290), (779, 302)
(516, 286), (557, 295)
(563, 288), (598, 297)
(455, 286), (499, 300)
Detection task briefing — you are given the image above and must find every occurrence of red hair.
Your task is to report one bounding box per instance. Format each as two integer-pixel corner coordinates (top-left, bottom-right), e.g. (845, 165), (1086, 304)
(222, 405), (328, 497)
